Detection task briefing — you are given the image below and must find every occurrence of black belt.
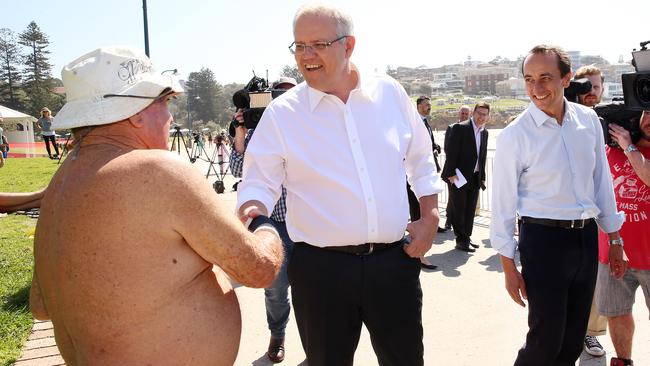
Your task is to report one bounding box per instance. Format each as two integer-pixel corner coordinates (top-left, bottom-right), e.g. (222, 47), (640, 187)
(520, 216), (593, 229)
(297, 240), (403, 256)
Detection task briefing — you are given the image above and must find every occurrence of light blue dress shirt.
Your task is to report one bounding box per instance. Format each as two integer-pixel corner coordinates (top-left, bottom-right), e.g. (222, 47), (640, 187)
(490, 99), (624, 259)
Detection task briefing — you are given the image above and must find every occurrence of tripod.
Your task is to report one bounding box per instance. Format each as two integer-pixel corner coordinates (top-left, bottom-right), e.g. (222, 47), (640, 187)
(190, 133), (211, 163)
(206, 139), (230, 193)
(169, 126), (195, 163)
(57, 133), (73, 164)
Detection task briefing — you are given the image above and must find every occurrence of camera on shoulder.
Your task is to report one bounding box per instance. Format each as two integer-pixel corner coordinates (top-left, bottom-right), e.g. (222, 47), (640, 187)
(229, 75), (272, 137)
(596, 40), (650, 148)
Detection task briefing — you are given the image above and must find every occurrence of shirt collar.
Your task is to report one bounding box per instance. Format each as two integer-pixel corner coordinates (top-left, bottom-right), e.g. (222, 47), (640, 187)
(528, 98), (572, 127)
(306, 63), (372, 112)
(470, 118), (484, 133)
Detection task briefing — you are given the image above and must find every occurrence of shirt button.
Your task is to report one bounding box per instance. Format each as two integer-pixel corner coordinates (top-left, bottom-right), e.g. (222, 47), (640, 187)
(367, 197), (372, 202)
(371, 228), (376, 233)
(360, 167), (365, 172)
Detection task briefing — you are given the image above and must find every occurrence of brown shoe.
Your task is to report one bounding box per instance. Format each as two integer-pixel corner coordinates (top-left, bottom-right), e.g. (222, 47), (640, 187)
(267, 337), (285, 363)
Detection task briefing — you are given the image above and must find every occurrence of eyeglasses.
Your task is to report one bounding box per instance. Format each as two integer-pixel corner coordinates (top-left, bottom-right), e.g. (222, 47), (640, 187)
(288, 35), (348, 55)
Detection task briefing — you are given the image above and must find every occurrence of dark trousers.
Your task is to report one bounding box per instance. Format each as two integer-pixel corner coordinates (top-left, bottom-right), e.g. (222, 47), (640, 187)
(448, 172), (479, 244)
(514, 220), (598, 366)
(444, 182), (455, 228)
(288, 242), (424, 366)
(407, 182), (420, 221)
(43, 135), (60, 157)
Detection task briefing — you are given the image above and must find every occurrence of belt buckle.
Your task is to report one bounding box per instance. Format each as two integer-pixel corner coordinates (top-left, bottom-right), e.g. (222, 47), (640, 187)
(570, 219), (584, 229)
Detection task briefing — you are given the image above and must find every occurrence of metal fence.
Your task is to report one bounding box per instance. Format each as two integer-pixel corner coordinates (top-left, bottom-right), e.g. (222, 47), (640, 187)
(437, 153), (494, 215)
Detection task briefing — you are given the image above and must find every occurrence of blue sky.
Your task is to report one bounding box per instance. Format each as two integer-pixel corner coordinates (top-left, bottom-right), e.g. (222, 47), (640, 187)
(3, 0), (648, 85)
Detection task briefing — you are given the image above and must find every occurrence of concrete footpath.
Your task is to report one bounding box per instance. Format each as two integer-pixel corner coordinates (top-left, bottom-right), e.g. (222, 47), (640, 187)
(14, 146), (650, 365)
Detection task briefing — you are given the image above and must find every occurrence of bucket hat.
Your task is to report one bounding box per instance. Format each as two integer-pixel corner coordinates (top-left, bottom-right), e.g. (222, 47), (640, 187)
(53, 46), (183, 129)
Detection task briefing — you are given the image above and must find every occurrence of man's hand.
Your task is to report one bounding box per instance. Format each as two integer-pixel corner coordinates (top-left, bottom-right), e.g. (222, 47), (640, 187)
(237, 200), (268, 226)
(608, 244), (628, 279)
(500, 255), (527, 307)
(448, 175), (458, 184)
(404, 215), (437, 258)
(609, 123), (632, 151)
(233, 109), (248, 154)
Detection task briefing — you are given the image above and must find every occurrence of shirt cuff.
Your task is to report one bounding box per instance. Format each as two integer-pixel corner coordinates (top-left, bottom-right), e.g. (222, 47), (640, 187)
(595, 210), (625, 234)
(491, 238), (518, 259)
(236, 185), (275, 216)
(410, 174), (445, 198)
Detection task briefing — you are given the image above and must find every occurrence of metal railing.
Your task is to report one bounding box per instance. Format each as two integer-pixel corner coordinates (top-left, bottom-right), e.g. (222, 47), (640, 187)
(437, 153), (494, 215)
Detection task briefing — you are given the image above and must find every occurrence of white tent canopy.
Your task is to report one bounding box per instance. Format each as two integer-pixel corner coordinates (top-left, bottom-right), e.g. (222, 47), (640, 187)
(0, 104), (37, 145)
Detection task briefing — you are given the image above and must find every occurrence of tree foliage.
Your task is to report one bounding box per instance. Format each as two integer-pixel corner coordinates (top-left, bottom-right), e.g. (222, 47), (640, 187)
(0, 28), (24, 110)
(17, 21), (63, 116)
(183, 68), (230, 130)
(280, 64), (304, 83)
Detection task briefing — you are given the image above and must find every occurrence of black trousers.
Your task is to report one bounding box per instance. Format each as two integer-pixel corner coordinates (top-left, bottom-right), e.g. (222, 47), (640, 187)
(448, 173), (479, 244)
(444, 182), (455, 228)
(288, 242), (424, 366)
(43, 135), (60, 157)
(514, 220), (598, 366)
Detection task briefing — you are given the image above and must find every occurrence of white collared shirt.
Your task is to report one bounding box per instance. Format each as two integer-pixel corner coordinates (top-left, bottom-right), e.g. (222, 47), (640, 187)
(490, 100), (624, 259)
(471, 118), (484, 172)
(237, 68), (444, 247)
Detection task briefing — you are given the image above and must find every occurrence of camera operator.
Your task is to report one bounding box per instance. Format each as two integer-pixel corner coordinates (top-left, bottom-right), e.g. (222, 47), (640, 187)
(575, 65), (605, 108)
(597, 110), (650, 366)
(230, 76), (297, 363)
(573, 64), (608, 357)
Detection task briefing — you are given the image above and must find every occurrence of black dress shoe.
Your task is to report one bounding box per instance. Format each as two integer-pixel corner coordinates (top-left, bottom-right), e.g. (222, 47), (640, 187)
(420, 262), (438, 270)
(468, 241), (479, 249)
(455, 244), (476, 253)
(437, 227), (447, 233)
(267, 337), (285, 363)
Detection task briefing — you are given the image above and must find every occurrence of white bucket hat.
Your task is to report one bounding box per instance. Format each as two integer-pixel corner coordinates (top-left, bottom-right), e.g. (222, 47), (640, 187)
(53, 46), (183, 129)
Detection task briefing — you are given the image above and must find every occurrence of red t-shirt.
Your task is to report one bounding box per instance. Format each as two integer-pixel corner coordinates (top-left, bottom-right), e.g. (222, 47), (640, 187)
(598, 145), (650, 270)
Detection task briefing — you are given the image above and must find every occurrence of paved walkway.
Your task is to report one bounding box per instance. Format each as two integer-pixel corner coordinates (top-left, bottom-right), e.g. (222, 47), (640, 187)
(14, 147), (650, 365)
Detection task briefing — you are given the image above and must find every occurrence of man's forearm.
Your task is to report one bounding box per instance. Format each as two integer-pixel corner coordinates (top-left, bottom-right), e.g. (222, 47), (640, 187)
(418, 194), (440, 221)
(0, 189), (46, 213)
(626, 149), (650, 186)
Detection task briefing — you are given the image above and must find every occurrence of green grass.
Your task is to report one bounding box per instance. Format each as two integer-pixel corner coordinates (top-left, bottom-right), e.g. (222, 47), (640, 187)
(0, 157), (58, 365)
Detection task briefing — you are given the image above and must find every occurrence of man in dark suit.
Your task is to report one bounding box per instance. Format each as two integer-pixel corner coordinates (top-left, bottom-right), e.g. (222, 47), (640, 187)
(443, 105), (472, 230)
(441, 102), (489, 252)
(408, 96), (445, 270)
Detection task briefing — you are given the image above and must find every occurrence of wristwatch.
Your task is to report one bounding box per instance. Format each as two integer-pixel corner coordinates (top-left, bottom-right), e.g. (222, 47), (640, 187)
(624, 144), (638, 155)
(609, 238), (624, 247)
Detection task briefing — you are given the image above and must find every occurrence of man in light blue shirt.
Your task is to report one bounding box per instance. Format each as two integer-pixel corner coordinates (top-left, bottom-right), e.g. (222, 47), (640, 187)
(490, 44), (626, 366)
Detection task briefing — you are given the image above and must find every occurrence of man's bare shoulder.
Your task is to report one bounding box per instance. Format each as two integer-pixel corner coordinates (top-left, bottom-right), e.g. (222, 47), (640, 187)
(115, 149), (205, 186)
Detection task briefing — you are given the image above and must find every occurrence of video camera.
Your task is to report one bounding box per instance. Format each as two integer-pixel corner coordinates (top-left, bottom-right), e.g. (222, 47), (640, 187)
(564, 78), (592, 103)
(228, 75), (271, 137)
(596, 41), (650, 147)
(228, 74), (293, 137)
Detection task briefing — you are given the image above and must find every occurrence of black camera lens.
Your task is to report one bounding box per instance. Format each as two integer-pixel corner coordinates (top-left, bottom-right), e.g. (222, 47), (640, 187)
(635, 74), (650, 104)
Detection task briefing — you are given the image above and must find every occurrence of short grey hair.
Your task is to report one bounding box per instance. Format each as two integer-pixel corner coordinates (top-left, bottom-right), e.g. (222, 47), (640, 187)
(293, 3), (354, 37)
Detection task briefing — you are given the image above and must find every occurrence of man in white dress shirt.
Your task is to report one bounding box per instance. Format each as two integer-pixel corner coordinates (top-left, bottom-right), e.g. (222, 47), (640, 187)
(490, 44), (626, 366)
(236, 4), (443, 366)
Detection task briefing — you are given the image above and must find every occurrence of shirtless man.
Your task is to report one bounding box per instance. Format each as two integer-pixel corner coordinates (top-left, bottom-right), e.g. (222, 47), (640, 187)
(29, 46), (283, 366)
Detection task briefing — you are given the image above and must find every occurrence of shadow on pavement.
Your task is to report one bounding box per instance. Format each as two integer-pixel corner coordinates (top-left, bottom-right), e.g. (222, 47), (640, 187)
(250, 350), (307, 366)
(482, 238), (492, 248)
(479, 253), (503, 273)
(425, 249), (472, 277)
(579, 350), (607, 366)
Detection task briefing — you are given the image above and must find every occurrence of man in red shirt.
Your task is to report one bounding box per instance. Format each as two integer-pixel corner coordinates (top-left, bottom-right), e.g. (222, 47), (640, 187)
(598, 110), (650, 366)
